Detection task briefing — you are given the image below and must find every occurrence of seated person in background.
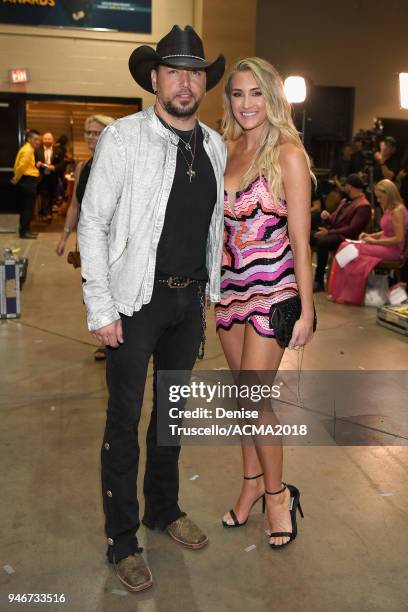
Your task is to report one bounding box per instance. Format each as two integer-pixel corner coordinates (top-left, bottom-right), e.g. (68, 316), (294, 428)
(311, 174), (371, 292)
(373, 136), (400, 183)
(328, 179), (408, 305)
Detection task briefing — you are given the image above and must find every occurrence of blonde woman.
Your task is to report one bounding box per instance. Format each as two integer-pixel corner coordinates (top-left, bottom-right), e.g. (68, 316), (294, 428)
(56, 114), (115, 359)
(215, 58), (315, 548)
(328, 179), (408, 305)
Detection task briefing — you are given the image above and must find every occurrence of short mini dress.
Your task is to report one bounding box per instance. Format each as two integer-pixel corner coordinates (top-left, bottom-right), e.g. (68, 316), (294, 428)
(215, 175), (298, 337)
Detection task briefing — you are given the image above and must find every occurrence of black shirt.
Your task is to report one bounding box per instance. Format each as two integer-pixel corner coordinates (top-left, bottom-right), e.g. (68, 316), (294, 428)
(155, 120), (217, 280)
(373, 153), (400, 183)
(76, 157), (93, 207)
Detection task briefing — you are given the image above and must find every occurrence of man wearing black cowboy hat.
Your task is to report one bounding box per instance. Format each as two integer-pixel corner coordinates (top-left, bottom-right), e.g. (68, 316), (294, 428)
(78, 25), (226, 592)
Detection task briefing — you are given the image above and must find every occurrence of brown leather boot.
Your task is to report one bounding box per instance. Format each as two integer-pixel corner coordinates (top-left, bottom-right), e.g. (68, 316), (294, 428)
(166, 516), (209, 549)
(114, 553), (153, 592)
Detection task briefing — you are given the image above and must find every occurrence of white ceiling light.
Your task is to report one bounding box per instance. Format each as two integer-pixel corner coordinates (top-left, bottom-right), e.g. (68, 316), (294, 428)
(399, 73), (408, 109)
(284, 76), (307, 103)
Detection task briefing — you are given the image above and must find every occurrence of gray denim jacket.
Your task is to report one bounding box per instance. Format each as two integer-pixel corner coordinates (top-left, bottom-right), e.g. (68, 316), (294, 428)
(77, 106), (226, 332)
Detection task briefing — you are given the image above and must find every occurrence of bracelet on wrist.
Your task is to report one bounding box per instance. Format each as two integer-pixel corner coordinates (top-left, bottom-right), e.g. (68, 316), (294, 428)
(63, 227), (71, 234)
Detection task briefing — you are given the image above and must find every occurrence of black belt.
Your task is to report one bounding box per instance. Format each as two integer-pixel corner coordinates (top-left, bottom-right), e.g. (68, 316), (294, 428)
(154, 275), (207, 359)
(155, 275), (204, 289)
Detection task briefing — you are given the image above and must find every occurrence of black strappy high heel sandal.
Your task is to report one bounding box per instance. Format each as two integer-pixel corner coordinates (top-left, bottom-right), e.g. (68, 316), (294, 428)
(265, 483), (304, 548)
(222, 473), (266, 528)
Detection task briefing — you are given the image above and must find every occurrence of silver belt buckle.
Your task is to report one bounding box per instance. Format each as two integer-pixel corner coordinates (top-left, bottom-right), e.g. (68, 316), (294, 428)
(167, 276), (190, 288)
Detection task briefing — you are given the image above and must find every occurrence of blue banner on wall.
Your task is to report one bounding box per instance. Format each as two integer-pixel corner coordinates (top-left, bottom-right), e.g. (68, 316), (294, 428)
(0, 0), (151, 33)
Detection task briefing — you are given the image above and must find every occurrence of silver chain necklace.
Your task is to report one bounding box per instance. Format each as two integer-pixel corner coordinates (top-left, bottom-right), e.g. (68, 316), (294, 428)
(162, 118), (198, 182)
(165, 120), (195, 152)
(178, 125), (197, 181)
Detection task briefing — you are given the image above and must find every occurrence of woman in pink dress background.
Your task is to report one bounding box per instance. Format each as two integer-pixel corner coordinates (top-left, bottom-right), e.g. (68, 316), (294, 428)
(328, 179), (408, 305)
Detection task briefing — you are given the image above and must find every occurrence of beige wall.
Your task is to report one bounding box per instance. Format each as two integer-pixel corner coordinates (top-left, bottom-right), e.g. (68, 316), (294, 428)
(256, 0), (408, 131)
(0, 0), (256, 129)
(199, 0), (257, 128)
(0, 0), (196, 108)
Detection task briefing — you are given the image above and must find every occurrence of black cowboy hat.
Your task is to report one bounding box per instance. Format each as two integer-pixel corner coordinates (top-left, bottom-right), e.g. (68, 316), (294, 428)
(129, 25), (225, 93)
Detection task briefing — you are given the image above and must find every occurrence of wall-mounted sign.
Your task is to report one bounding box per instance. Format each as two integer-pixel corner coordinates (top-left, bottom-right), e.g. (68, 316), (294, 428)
(9, 68), (30, 84)
(0, 0), (151, 33)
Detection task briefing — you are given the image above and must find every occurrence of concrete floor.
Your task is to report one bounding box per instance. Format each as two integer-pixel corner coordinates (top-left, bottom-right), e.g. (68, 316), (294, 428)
(1, 228), (408, 612)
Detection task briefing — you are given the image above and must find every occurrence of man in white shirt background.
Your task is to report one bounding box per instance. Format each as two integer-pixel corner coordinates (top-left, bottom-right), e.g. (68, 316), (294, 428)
(35, 132), (65, 223)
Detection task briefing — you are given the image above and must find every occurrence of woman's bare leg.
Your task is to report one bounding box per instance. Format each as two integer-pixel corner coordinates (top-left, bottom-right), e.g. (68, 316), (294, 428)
(218, 326), (264, 524)
(240, 323), (292, 546)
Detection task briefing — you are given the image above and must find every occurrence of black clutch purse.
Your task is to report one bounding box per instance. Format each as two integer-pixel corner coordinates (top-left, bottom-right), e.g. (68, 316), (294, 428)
(269, 294), (317, 348)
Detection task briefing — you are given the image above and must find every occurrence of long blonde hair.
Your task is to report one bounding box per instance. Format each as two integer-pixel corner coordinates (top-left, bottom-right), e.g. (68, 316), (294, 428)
(375, 179), (403, 210)
(222, 57), (314, 201)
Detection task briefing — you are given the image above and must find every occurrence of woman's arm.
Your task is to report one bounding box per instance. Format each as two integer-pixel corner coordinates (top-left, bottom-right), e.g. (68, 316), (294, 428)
(361, 229), (383, 240)
(280, 143), (314, 346)
(56, 161), (83, 256)
(366, 207), (405, 245)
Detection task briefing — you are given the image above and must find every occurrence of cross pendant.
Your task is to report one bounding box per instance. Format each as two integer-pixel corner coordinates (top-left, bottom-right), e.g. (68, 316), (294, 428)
(185, 143), (191, 151)
(187, 167), (196, 182)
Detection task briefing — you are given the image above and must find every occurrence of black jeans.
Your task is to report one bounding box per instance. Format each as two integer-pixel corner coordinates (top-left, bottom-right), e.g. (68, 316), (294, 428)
(102, 280), (203, 562)
(18, 176), (38, 234)
(38, 176), (58, 217)
(310, 233), (343, 284)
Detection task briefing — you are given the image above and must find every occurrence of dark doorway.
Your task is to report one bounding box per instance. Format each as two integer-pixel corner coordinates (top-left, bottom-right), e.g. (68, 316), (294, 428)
(294, 85), (355, 171)
(0, 93), (141, 213)
(0, 98), (24, 215)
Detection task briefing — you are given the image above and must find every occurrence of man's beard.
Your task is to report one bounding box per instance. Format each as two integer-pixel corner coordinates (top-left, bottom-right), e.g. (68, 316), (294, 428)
(163, 96), (201, 118)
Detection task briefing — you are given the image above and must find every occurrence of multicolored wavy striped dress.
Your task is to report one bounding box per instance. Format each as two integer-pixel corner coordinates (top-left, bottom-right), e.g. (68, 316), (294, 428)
(215, 175), (298, 337)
